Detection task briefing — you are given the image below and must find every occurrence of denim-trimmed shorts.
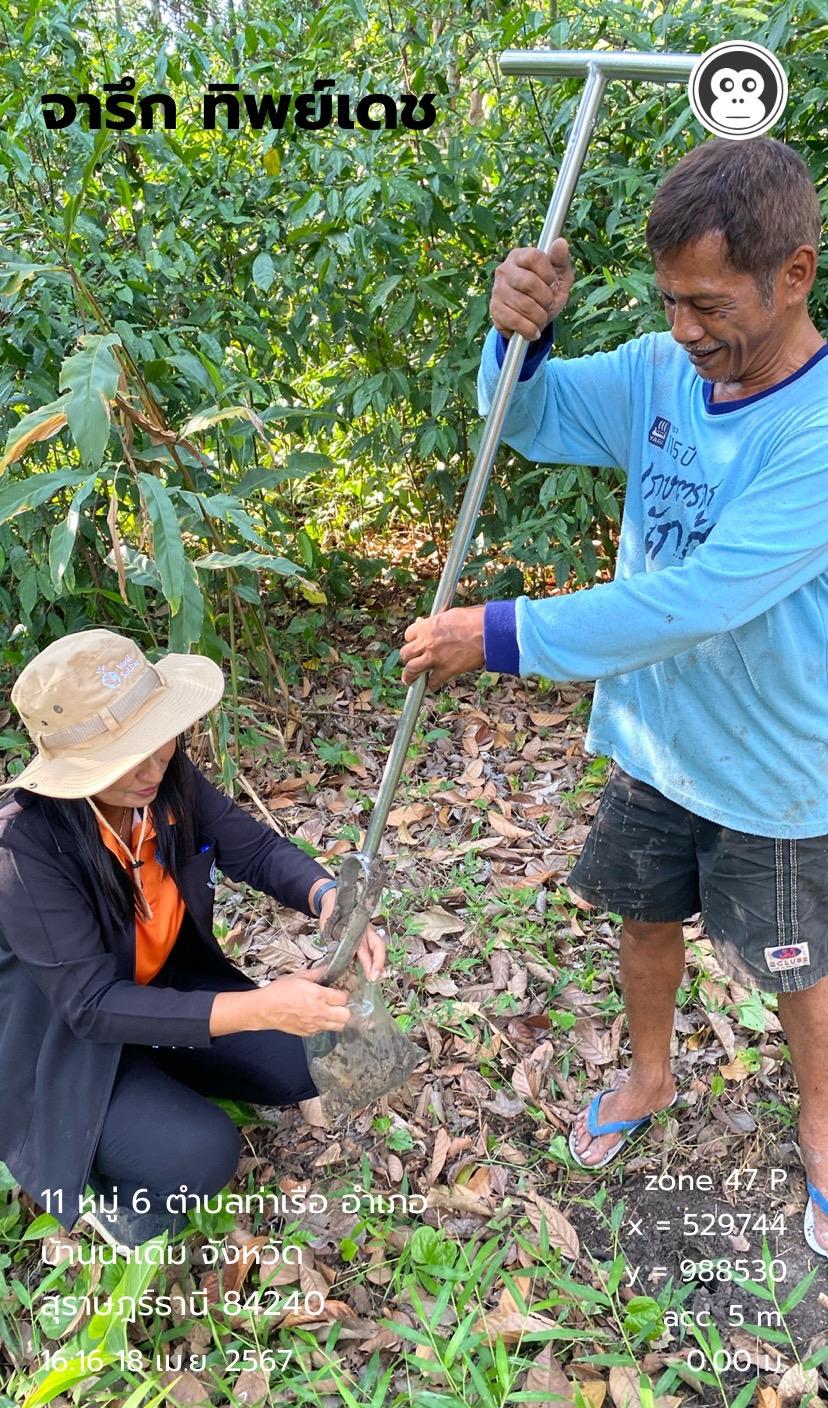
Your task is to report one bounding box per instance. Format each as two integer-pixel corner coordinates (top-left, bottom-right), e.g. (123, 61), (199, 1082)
(566, 763), (828, 995)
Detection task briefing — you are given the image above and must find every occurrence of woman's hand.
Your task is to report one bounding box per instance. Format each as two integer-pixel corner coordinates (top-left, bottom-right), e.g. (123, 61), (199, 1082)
(316, 885), (387, 981)
(254, 969), (352, 1036)
(355, 923), (386, 982)
(211, 958), (361, 1038)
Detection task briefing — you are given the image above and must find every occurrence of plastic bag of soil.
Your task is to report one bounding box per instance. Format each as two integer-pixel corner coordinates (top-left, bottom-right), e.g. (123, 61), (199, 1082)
(304, 966), (420, 1118)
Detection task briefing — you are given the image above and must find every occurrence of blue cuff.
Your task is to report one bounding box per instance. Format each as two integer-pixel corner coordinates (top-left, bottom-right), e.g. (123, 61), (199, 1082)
(311, 879), (337, 916)
(483, 600), (520, 674)
(495, 322), (555, 381)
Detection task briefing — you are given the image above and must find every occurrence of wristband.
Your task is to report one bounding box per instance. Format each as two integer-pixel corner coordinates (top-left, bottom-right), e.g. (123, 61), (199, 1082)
(311, 879), (337, 916)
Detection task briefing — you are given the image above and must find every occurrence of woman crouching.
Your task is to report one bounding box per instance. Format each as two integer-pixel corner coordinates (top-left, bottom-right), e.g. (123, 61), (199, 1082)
(0, 629), (384, 1253)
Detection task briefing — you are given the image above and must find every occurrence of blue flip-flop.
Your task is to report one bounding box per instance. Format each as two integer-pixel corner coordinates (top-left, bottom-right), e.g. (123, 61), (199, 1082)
(568, 1086), (678, 1169)
(804, 1181), (828, 1259)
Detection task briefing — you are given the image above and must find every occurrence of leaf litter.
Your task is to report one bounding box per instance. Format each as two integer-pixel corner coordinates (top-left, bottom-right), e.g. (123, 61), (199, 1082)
(17, 614), (828, 1404)
(203, 627), (827, 1403)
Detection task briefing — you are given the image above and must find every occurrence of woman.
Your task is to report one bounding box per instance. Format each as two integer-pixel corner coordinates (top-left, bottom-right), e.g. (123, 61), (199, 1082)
(0, 628), (385, 1252)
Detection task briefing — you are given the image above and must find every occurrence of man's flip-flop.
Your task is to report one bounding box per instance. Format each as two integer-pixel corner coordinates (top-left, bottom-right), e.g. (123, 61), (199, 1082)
(568, 1087), (679, 1170)
(804, 1181), (828, 1259)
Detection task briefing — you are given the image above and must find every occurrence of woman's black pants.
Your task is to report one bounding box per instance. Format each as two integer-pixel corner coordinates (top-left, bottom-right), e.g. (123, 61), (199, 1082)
(89, 929), (316, 1214)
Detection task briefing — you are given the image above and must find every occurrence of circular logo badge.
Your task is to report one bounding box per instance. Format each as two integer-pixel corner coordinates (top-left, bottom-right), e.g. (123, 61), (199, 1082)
(688, 41), (788, 140)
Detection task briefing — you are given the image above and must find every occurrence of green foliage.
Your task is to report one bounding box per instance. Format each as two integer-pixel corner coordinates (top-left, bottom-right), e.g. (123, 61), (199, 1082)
(0, 0), (825, 708)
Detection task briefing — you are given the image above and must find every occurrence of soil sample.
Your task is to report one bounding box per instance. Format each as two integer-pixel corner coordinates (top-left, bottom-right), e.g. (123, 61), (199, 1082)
(306, 982), (420, 1117)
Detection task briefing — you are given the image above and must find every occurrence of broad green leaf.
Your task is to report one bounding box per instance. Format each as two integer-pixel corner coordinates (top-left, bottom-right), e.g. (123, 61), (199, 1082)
(263, 147), (281, 178)
(103, 545), (162, 590)
(386, 291), (416, 335)
(0, 398), (70, 475)
(368, 274), (403, 312)
(261, 404), (337, 423)
(234, 461), (325, 493)
(169, 558), (205, 652)
(193, 549), (301, 576)
(63, 128), (110, 240)
(286, 450), (334, 472)
(138, 473), (186, 615)
(297, 579), (327, 604)
(58, 333), (121, 469)
(19, 565), (38, 616)
(0, 469), (90, 524)
(234, 467), (292, 496)
(166, 352), (214, 395)
(0, 732), (26, 751)
(0, 261), (71, 298)
(21, 1212), (60, 1240)
(252, 251), (275, 292)
(48, 473), (98, 590)
(737, 991), (768, 1033)
(22, 1353), (118, 1408)
(178, 491), (268, 550)
(179, 404), (268, 439)
(84, 1237), (165, 1353)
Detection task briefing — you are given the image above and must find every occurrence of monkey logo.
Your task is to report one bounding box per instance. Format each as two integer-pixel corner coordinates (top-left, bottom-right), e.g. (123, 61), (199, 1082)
(688, 41), (788, 140)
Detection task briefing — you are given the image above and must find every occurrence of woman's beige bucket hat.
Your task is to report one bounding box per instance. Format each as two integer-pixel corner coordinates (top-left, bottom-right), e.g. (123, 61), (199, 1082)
(0, 629), (225, 798)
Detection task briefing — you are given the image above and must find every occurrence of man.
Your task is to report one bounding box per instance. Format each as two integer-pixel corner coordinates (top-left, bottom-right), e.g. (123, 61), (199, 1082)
(400, 138), (828, 1257)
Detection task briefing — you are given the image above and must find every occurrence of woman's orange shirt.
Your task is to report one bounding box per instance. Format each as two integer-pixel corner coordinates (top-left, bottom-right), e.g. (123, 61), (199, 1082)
(96, 811), (186, 983)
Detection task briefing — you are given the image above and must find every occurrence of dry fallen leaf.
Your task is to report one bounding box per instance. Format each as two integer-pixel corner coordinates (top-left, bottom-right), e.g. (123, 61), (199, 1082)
(573, 1019), (615, 1066)
(299, 1261), (332, 1300)
(233, 1368), (269, 1405)
(426, 1183), (492, 1218)
(490, 950), (511, 990)
(718, 1054), (754, 1082)
(387, 801), (433, 827)
(573, 1379), (607, 1408)
(704, 1008), (736, 1060)
(524, 1344), (576, 1405)
(489, 812), (532, 841)
(159, 1370), (211, 1405)
(429, 1125), (451, 1185)
(525, 1195), (580, 1260)
(410, 907), (466, 941)
(609, 1366), (651, 1408)
(777, 1365), (819, 1407)
(512, 1058), (542, 1103)
(299, 1096), (327, 1127)
(474, 1308), (558, 1346)
(754, 1388), (780, 1408)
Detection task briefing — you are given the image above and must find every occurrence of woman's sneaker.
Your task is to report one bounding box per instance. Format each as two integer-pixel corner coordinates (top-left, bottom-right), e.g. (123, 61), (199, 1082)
(79, 1205), (189, 1255)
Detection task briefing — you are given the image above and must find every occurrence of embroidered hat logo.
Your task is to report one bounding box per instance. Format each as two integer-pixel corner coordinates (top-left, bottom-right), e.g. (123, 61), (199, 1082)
(96, 654), (141, 691)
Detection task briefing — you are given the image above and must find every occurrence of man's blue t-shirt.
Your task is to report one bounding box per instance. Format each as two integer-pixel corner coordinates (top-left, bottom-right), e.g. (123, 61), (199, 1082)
(479, 325), (828, 839)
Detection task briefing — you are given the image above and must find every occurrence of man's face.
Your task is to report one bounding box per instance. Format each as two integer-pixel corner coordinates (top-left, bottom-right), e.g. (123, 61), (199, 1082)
(654, 231), (782, 386)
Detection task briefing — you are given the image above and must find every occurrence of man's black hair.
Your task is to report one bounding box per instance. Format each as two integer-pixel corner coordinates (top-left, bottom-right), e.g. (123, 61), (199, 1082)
(646, 138), (822, 303)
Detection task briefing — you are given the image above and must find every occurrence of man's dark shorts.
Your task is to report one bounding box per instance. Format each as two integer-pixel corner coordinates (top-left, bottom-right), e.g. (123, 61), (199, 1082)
(567, 763), (828, 995)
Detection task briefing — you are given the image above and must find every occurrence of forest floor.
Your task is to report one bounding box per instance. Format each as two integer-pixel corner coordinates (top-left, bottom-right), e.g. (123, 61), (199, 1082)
(4, 605), (828, 1408)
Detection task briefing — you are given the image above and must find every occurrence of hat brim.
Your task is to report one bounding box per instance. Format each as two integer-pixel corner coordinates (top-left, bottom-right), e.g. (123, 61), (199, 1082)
(0, 654), (225, 799)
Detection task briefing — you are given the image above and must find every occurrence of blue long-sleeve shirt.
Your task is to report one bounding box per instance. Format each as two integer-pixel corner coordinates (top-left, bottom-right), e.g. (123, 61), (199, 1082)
(479, 325), (828, 838)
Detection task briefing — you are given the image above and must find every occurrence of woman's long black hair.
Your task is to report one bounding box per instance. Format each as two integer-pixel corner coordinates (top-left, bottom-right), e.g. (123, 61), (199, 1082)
(34, 737), (198, 931)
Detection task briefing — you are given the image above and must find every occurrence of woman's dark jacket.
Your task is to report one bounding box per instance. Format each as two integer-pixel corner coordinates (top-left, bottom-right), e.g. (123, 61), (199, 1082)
(0, 758), (328, 1230)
